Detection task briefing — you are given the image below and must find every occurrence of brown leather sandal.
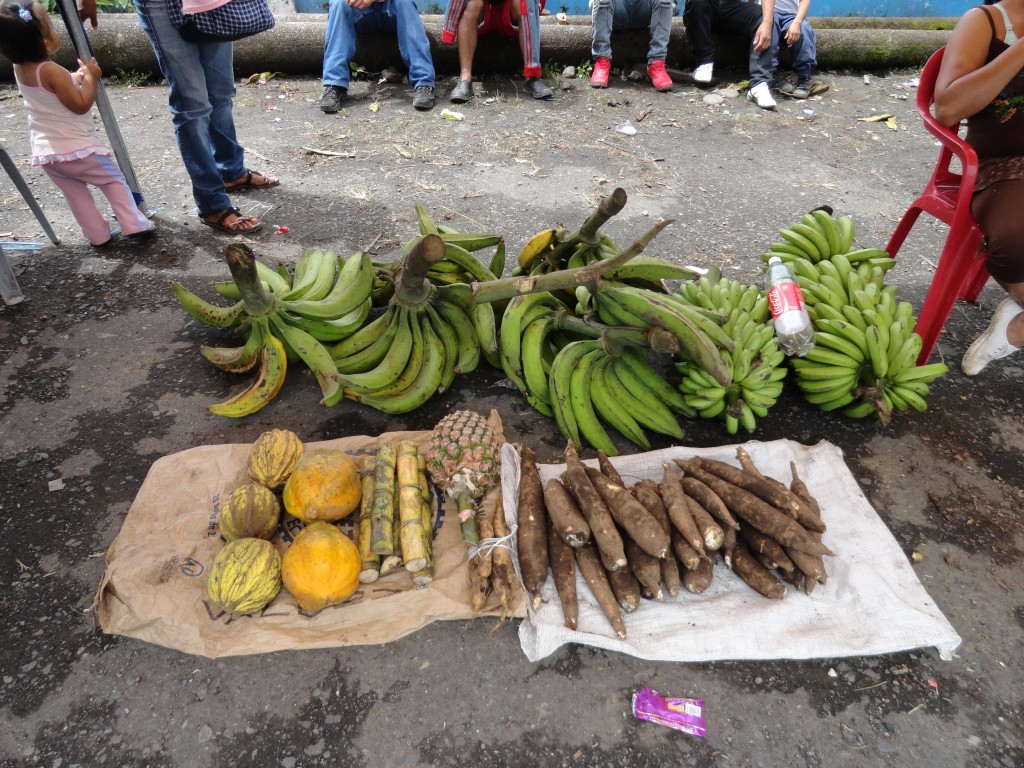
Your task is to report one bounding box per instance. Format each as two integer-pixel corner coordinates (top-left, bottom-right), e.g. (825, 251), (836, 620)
(200, 207), (263, 234)
(224, 170), (280, 191)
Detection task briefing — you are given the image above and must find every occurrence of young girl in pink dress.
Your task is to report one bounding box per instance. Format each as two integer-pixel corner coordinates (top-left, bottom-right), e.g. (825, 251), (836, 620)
(0, 0), (155, 246)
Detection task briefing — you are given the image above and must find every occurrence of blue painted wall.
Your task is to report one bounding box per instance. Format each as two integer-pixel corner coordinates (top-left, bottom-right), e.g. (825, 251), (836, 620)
(292, 0), (972, 15)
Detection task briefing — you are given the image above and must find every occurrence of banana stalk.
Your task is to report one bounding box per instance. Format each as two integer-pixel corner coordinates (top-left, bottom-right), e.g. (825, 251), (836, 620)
(551, 311), (681, 356)
(223, 243), (277, 318)
(541, 187), (629, 269)
(393, 234), (446, 306)
(470, 219), (674, 306)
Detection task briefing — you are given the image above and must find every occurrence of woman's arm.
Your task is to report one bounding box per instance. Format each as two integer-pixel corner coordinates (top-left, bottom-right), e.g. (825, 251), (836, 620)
(42, 58), (100, 116)
(934, 6), (1024, 126)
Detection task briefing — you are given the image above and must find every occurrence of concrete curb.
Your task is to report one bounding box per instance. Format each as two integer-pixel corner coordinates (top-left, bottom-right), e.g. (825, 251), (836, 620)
(1, 14), (949, 82)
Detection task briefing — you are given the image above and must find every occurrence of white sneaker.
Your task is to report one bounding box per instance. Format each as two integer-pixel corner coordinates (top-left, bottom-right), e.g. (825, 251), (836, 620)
(961, 297), (1023, 375)
(746, 81), (776, 110)
(693, 63), (713, 84)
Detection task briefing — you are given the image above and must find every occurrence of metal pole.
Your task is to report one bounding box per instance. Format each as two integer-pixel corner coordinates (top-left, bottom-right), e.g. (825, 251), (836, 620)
(54, 0), (145, 208)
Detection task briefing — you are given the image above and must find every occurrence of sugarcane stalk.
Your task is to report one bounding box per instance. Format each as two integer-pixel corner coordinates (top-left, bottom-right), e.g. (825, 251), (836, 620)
(370, 442), (397, 555)
(380, 469), (404, 575)
(223, 243), (277, 317)
(358, 457), (380, 584)
(411, 495), (435, 585)
(396, 441), (428, 573)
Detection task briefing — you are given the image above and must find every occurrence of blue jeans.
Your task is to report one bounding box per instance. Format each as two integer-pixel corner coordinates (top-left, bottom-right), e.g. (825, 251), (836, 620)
(591, 0), (674, 65)
(322, 0), (435, 89)
(682, 0), (774, 86)
(772, 12), (816, 76)
(134, 0), (245, 217)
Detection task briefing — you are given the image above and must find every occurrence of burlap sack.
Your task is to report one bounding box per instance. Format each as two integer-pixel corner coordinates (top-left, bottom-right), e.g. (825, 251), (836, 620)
(94, 411), (525, 658)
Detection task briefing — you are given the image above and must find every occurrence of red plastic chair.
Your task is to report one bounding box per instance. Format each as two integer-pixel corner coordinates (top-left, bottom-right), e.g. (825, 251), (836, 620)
(885, 46), (990, 364)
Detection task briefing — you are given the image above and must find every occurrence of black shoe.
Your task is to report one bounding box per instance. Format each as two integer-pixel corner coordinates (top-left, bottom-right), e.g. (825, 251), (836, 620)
(450, 79), (473, 104)
(792, 75), (811, 99)
(318, 84), (347, 113)
(412, 85), (436, 111)
(525, 77), (553, 100)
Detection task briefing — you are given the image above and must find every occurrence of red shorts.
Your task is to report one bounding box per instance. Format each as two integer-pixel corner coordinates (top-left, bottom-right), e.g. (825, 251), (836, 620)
(479, 0), (518, 37)
(478, 0), (545, 38)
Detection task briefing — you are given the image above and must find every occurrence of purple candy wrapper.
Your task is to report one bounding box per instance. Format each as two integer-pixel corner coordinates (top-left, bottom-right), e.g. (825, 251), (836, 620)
(631, 688), (707, 738)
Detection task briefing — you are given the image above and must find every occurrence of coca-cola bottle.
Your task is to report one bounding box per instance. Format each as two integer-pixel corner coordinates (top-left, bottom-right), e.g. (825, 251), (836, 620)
(765, 256), (815, 357)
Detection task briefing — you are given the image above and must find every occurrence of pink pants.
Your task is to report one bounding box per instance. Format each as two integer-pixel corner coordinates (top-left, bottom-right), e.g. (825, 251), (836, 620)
(40, 153), (153, 246)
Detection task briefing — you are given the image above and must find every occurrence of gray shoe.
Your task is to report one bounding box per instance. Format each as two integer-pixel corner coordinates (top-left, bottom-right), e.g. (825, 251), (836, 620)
(450, 79), (473, 104)
(413, 85), (436, 111)
(792, 75), (812, 99)
(318, 84), (347, 114)
(525, 78), (553, 100)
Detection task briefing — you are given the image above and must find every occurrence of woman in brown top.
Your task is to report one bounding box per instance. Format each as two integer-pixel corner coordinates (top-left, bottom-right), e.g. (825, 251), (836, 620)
(934, 0), (1024, 375)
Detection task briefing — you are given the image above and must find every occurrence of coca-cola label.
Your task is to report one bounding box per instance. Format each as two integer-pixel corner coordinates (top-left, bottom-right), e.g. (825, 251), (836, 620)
(767, 282), (806, 319)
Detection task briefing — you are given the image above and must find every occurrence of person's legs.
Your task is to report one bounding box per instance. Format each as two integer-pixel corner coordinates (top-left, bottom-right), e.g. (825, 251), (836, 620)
(84, 155), (155, 236)
(682, 0), (716, 68)
(456, 0), (485, 82)
(515, 0), (543, 79)
(645, 0), (673, 65)
(134, 0), (231, 217)
(383, 0), (435, 88)
(790, 20), (817, 77)
(591, 0), (614, 61)
(714, 0), (773, 86)
(322, 0), (357, 89)
(42, 160), (113, 246)
(198, 39), (246, 183)
(771, 10), (794, 72)
(962, 181), (1024, 373)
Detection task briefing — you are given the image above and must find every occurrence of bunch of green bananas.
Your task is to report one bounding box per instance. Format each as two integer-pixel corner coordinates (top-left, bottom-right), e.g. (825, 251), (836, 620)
(787, 253), (948, 424)
(761, 208), (895, 270)
(173, 244), (376, 416)
(673, 272), (787, 435)
(550, 342), (692, 456)
(330, 259), (498, 414)
(591, 283), (734, 387)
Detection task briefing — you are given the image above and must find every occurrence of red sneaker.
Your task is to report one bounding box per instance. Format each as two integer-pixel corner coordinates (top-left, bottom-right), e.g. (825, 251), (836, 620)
(648, 60), (673, 92)
(590, 57), (611, 88)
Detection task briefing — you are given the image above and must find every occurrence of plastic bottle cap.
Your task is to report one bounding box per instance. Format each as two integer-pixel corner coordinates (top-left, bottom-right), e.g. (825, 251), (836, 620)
(768, 256), (781, 266)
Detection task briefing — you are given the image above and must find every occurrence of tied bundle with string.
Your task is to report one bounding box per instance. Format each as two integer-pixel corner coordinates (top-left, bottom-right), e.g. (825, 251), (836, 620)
(466, 501), (520, 618)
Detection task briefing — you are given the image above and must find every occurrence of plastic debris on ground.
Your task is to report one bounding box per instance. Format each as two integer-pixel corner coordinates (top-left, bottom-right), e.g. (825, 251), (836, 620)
(632, 689), (707, 738)
(441, 109), (465, 121)
(615, 122), (637, 135)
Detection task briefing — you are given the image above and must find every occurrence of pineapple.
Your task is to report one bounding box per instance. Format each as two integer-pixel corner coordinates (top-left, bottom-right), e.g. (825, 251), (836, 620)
(426, 410), (502, 545)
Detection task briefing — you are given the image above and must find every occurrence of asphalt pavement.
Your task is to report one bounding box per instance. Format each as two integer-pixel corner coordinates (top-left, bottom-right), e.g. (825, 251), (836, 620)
(0, 61), (1022, 768)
